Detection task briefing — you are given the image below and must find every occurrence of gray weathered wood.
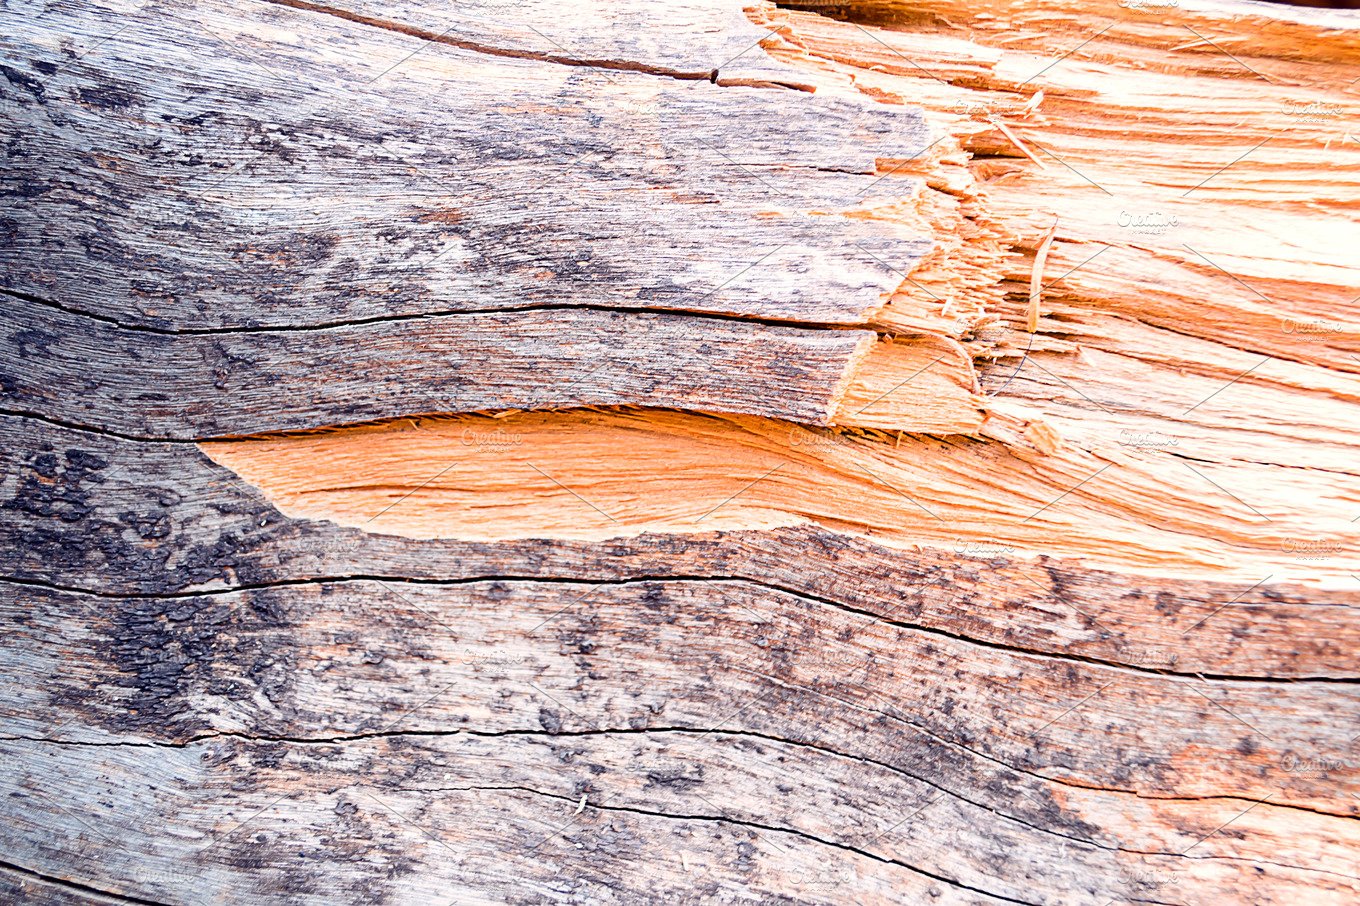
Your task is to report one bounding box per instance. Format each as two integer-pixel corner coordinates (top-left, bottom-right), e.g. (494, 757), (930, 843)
(0, 865), (135, 906)
(1, 736), (1022, 905)
(6, 574), (1358, 812)
(1, 0), (930, 331)
(2, 294), (885, 438)
(3, 570), (1358, 904)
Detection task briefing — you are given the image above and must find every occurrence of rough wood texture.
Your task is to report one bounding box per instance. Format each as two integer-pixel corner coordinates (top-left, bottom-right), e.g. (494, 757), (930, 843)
(3, 573), (1359, 903)
(1, 294), (985, 437)
(4, 0), (1359, 903)
(1, 0), (934, 330)
(8, 572), (1360, 812)
(5, 416), (1358, 678)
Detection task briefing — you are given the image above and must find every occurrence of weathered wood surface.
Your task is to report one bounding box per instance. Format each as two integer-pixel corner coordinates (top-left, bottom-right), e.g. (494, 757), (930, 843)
(3, 437), (1359, 906)
(4, 558), (1360, 902)
(0, 866), (139, 906)
(5, 0), (1360, 902)
(5, 414), (1359, 679)
(1, 0), (931, 331)
(3, 730), (1356, 904)
(8, 570), (1360, 807)
(5, 294), (981, 438)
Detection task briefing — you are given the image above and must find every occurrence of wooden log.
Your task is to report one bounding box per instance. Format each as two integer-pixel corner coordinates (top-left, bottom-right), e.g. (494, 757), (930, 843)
(4, 0), (1360, 902)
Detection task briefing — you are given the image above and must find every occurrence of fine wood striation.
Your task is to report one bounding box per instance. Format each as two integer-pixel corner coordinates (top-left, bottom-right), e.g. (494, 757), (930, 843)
(201, 406), (1360, 585)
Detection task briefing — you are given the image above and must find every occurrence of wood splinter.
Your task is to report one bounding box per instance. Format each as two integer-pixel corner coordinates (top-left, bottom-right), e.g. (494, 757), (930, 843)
(1027, 216), (1060, 333)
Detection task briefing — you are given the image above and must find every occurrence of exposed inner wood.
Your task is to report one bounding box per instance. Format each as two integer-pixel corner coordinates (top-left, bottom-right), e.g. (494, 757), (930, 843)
(832, 333), (984, 430)
(202, 406), (1359, 585)
(759, 0), (1360, 379)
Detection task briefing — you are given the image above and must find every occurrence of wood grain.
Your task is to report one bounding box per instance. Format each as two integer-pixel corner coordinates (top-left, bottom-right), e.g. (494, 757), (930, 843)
(4, 293), (986, 438)
(3, 572), (1358, 903)
(3, 408), (1359, 901)
(4, 413), (1357, 677)
(5, 0), (1360, 901)
(1, 0), (933, 331)
(199, 406), (1360, 584)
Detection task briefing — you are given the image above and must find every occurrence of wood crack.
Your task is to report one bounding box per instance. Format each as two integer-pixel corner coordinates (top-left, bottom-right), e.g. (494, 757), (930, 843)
(540, 769), (1360, 886)
(1114, 849), (1360, 887)
(1165, 449), (1360, 483)
(5, 573), (1354, 684)
(256, 0), (811, 90)
(0, 859), (169, 906)
(7, 294), (985, 437)
(0, 288), (871, 337)
(0, 408), (202, 445)
(406, 781), (1040, 905)
(0, 727), (1125, 853)
(9, 723), (1357, 852)
(741, 669), (1360, 824)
